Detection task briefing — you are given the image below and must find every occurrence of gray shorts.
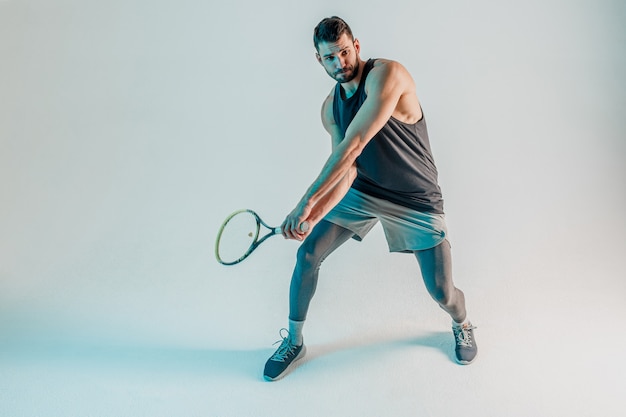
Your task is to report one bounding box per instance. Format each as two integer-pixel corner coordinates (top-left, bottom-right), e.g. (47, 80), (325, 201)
(323, 188), (448, 253)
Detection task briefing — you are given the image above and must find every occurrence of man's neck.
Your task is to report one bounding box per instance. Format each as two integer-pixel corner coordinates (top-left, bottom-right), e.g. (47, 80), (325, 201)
(340, 59), (367, 99)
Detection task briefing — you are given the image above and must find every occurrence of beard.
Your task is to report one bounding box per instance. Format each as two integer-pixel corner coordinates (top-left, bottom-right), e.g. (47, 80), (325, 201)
(329, 59), (360, 83)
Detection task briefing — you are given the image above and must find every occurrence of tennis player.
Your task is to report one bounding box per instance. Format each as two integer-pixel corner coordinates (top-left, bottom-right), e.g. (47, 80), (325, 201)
(264, 16), (477, 381)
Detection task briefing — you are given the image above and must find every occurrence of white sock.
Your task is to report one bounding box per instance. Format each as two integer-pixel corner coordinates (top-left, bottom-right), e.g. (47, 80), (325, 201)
(288, 319), (304, 346)
(453, 318), (470, 328)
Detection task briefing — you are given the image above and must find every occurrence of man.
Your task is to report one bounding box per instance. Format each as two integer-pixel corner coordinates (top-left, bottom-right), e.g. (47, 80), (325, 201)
(263, 16), (477, 381)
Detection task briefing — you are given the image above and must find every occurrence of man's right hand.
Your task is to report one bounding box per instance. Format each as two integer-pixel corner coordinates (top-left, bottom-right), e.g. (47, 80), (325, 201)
(281, 201), (313, 241)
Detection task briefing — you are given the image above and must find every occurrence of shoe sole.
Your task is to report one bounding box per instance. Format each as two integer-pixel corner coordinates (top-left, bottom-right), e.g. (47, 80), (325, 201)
(456, 353), (477, 365)
(263, 345), (307, 381)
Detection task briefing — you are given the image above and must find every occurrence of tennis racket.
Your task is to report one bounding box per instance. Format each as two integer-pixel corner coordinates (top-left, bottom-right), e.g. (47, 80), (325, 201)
(215, 209), (309, 266)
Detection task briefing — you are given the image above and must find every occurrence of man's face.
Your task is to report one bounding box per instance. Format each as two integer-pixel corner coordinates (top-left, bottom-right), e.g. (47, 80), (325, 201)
(316, 33), (361, 83)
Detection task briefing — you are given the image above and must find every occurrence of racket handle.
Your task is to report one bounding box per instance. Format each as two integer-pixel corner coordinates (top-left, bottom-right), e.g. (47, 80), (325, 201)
(274, 222), (310, 234)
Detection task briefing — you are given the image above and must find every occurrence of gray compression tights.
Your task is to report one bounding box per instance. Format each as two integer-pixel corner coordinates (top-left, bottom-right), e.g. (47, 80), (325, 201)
(289, 220), (467, 323)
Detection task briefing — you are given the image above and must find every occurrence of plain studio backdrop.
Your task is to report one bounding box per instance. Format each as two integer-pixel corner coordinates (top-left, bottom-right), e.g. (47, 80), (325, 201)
(1, 0), (624, 416)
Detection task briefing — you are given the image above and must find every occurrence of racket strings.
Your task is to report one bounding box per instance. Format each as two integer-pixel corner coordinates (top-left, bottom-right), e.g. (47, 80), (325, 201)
(216, 211), (259, 264)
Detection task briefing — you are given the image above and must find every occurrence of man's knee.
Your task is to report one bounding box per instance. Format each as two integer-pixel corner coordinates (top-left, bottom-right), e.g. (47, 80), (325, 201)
(296, 238), (320, 266)
(295, 221), (352, 273)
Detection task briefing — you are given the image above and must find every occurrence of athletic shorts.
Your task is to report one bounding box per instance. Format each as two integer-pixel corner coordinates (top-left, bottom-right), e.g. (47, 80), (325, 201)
(323, 188), (448, 253)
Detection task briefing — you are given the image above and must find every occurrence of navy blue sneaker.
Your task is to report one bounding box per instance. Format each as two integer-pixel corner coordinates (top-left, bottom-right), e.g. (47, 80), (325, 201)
(263, 329), (306, 381)
(452, 321), (478, 365)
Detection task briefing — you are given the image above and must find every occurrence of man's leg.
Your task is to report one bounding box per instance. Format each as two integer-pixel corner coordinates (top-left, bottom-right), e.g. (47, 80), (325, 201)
(264, 220), (354, 381)
(414, 240), (477, 364)
(289, 220), (355, 323)
(414, 240), (466, 322)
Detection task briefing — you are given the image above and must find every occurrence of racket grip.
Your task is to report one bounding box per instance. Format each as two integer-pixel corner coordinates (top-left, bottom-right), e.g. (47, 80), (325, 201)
(274, 222), (310, 234)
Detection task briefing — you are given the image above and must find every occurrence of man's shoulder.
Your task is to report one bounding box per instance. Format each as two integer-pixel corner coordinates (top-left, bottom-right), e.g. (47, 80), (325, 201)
(321, 87), (337, 129)
(367, 58), (414, 91)
(322, 85), (336, 108)
(370, 58), (408, 78)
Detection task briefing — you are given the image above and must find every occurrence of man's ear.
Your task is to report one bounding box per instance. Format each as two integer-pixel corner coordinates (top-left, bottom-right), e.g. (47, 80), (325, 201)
(315, 52), (322, 65)
(354, 38), (360, 54)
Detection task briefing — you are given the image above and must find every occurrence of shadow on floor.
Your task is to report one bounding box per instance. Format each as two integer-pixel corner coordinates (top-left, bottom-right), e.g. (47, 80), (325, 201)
(1, 330), (456, 382)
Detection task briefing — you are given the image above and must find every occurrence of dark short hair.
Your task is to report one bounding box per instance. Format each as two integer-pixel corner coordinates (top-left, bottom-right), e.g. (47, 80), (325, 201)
(313, 16), (354, 51)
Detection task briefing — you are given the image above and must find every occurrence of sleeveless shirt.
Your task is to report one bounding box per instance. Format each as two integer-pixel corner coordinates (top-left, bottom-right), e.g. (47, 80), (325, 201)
(332, 59), (444, 214)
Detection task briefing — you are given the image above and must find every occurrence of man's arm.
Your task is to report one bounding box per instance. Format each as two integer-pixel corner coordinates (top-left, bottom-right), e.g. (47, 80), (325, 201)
(284, 61), (413, 239)
(282, 90), (357, 239)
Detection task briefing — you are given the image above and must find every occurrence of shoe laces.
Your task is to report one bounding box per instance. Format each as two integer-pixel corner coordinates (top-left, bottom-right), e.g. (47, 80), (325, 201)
(454, 323), (477, 348)
(270, 328), (298, 362)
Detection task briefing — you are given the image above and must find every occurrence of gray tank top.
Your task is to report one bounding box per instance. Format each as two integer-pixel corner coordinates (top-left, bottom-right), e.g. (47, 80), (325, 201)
(332, 59), (444, 214)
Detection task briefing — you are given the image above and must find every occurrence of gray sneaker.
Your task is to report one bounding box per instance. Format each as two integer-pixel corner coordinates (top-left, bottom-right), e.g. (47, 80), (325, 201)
(452, 321), (477, 365)
(263, 329), (306, 381)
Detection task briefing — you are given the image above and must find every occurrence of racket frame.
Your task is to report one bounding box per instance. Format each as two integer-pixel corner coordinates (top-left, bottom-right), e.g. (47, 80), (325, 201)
(215, 209), (281, 266)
